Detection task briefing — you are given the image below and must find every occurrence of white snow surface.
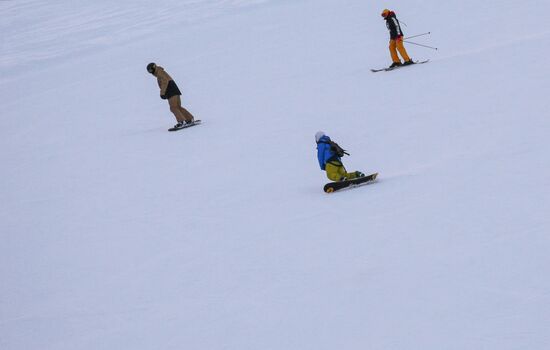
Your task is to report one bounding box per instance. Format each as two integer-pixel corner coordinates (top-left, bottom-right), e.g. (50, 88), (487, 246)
(2, 0), (550, 349)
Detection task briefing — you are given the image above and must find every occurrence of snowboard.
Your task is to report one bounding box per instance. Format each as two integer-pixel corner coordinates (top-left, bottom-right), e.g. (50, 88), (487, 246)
(371, 60), (429, 73)
(168, 120), (202, 132)
(324, 173), (378, 193)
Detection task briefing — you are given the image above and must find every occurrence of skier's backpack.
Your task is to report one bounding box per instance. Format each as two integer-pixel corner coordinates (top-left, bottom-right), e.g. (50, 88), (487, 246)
(326, 140), (349, 157)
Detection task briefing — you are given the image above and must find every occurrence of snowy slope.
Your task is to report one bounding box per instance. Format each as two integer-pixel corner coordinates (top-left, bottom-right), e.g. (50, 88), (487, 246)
(1, 1), (550, 349)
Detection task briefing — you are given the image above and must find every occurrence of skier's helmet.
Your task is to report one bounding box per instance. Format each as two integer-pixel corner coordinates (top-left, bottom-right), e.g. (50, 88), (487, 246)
(315, 131), (325, 143)
(381, 9), (391, 18)
(147, 62), (156, 74)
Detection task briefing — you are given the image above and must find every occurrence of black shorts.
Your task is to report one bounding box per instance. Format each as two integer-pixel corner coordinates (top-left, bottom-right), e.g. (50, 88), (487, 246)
(165, 80), (182, 99)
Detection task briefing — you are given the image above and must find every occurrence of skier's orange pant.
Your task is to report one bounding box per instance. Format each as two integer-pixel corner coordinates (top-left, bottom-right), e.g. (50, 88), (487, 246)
(389, 37), (411, 63)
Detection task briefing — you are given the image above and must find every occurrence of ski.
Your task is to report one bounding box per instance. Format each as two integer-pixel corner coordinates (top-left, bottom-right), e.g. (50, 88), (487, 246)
(168, 120), (202, 132)
(371, 60), (429, 73)
(324, 173), (378, 193)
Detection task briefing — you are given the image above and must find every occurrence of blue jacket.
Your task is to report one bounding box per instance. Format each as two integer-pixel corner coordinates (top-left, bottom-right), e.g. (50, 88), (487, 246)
(316, 135), (340, 170)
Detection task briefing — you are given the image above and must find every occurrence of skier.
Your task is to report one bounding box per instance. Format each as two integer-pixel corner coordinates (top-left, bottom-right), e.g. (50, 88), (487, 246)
(147, 62), (196, 129)
(381, 9), (414, 68)
(315, 131), (364, 182)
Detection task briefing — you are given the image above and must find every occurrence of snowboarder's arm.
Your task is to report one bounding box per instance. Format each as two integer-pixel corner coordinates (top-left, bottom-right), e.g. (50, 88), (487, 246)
(157, 76), (169, 96)
(317, 144), (327, 170)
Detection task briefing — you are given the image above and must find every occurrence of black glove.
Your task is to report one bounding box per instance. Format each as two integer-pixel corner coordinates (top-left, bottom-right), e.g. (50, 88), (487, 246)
(161, 94), (167, 100)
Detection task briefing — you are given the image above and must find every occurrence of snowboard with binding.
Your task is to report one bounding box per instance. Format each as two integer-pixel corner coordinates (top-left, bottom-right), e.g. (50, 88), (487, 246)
(168, 120), (202, 132)
(371, 60), (429, 73)
(324, 173), (378, 193)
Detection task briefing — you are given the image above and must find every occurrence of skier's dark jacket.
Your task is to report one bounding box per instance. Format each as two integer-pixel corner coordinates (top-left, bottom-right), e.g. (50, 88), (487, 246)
(316, 135), (340, 170)
(384, 11), (404, 40)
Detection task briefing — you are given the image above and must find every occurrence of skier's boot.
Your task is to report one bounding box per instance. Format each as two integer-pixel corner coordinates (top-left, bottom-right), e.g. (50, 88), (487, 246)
(389, 61), (402, 68)
(402, 59), (415, 66)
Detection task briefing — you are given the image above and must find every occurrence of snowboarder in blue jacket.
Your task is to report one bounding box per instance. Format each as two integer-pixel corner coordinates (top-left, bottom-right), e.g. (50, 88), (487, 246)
(315, 131), (364, 182)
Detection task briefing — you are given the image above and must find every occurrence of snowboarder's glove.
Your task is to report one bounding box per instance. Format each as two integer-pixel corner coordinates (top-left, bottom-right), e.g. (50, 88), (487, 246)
(161, 94), (167, 100)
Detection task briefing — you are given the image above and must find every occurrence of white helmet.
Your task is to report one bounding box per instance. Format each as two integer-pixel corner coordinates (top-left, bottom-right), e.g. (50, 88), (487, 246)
(315, 131), (325, 143)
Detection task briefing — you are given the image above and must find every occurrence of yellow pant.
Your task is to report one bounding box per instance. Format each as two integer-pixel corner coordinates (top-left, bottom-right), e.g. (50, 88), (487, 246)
(389, 37), (410, 63)
(325, 162), (359, 182)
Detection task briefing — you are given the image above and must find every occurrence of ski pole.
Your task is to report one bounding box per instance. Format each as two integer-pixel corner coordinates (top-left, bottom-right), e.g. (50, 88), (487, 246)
(404, 40), (438, 50)
(404, 32), (431, 40)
